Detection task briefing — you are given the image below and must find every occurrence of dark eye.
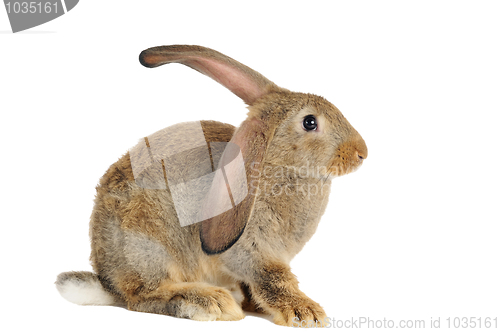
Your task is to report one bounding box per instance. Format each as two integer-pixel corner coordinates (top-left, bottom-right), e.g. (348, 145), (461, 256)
(302, 115), (318, 131)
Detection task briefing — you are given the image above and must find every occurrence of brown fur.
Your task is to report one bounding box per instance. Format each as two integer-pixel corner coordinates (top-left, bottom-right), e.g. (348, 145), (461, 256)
(57, 45), (368, 326)
(249, 262), (326, 326)
(239, 282), (264, 313)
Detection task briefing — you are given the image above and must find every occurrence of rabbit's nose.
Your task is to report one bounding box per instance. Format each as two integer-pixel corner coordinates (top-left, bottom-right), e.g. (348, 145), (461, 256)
(354, 136), (368, 162)
(357, 148), (367, 161)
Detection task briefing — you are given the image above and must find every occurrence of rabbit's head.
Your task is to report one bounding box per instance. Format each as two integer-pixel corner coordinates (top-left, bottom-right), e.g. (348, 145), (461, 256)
(248, 92), (367, 178)
(140, 45), (367, 254)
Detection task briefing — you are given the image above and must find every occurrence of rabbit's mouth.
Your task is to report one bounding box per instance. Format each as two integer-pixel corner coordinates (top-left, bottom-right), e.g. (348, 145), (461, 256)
(328, 137), (367, 177)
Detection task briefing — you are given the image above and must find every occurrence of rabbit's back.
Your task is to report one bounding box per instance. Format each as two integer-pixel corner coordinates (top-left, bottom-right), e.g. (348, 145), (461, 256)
(89, 121), (236, 299)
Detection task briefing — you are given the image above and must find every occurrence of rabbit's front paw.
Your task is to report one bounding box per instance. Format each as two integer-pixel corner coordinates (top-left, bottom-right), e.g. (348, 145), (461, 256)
(273, 297), (327, 327)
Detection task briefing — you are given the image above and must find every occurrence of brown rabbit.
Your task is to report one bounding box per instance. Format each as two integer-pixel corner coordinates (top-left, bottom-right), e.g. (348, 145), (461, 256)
(56, 45), (368, 326)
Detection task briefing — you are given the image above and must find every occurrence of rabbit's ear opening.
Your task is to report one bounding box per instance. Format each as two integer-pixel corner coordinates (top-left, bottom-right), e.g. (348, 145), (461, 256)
(139, 45), (278, 105)
(200, 118), (271, 254)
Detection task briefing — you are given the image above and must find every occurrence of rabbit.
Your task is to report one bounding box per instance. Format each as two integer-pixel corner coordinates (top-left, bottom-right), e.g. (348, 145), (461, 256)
(55, 45), (368, 326)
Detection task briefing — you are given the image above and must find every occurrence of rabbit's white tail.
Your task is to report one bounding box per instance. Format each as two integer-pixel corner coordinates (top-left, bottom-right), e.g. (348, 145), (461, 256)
(55, 271), (117, 306)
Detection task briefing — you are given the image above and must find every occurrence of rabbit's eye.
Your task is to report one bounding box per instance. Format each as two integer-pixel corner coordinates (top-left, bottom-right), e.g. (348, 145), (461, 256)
(302, 115), (318, 131)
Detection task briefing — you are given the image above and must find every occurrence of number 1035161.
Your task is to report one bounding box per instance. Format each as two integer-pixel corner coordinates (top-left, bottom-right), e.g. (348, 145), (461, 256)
(446, 317), (497, 329)
(5, 1), (58, 14)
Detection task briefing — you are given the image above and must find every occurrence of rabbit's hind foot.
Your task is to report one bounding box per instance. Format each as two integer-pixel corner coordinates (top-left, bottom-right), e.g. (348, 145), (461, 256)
(128, 282), (245, 321)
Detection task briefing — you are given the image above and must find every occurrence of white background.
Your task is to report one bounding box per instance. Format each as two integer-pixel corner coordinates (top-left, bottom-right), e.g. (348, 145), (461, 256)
(1, 1), (499, 331)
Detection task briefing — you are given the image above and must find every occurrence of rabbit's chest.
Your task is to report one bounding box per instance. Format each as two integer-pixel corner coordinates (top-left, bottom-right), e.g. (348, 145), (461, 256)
(248, 175), (332, 260)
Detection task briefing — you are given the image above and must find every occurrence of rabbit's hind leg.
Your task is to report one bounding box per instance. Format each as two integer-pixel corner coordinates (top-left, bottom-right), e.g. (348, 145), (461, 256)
(127, 281), (245, 321)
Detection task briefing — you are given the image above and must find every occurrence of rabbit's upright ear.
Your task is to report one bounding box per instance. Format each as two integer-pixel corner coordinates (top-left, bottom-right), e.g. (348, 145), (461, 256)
(140, 45), (280, 254)
(139, 45), (277, 105)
